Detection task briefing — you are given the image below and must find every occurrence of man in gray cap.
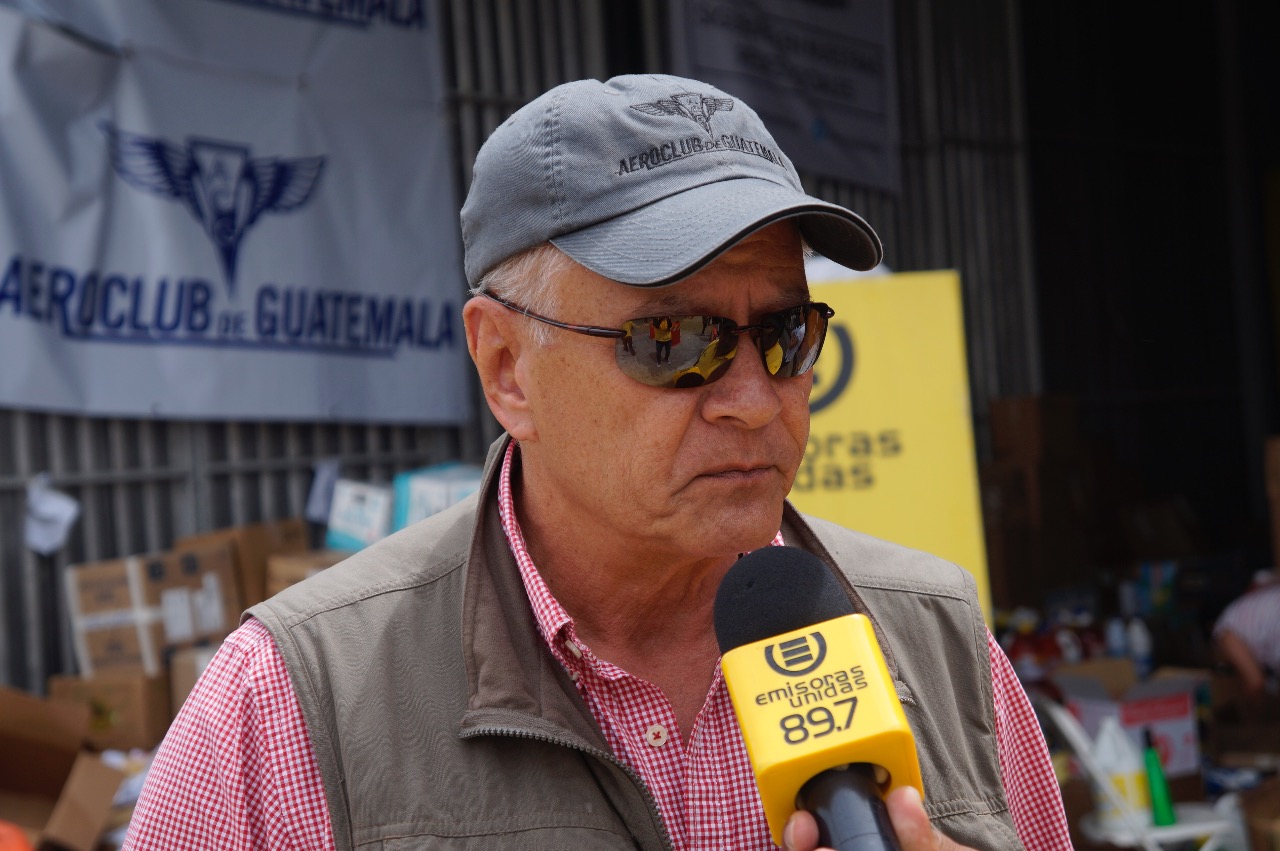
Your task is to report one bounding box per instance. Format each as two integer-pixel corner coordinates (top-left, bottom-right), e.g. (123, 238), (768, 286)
(125, 75), (1068, 851)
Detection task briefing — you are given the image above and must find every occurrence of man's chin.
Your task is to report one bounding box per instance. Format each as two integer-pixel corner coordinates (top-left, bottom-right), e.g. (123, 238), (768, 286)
(690, 507), (786, 558)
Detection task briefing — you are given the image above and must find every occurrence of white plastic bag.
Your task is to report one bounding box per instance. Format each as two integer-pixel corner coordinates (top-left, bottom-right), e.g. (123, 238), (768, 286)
(1090, 715), (1149, 829)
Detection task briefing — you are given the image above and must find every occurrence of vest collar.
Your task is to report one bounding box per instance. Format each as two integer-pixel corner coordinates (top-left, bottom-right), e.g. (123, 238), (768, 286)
(458, 433), (612, 752)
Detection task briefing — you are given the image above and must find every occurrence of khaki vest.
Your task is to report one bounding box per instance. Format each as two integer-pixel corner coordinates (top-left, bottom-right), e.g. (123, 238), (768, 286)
(250, 436), (1024, 850)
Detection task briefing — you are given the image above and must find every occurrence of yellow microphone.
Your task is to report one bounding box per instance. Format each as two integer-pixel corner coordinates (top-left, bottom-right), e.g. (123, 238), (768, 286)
(714, 546), (924, 850)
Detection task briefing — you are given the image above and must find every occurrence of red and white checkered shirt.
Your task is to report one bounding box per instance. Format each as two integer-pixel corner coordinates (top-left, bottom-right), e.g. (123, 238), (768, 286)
(125, 442), (1071, 850)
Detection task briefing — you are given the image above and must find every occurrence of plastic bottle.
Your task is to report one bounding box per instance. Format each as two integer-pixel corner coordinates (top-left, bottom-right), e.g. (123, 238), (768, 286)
(1117, 581), (1139, 619)
(1105, 616), (1128, 658)
(1127, 617), (1153, 679)
(1054, 626), (1084, 665)
(1142, 728), (1176, 826)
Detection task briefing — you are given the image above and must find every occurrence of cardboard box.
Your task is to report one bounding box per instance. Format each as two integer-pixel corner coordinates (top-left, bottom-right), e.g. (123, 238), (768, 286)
(1214, 721), (1280, 773)
(1051, 658), (1203, 777)
(47, 672), (171, 752)
(0, 686), (125, 851)
(265, 549), (352, 598)
(1241, 776), (1280, 850)
(169, 643), (222, 714)
(65, 540), (241, 676)
(325, 479), (393, 550)
(175, 517), (308, 608)
(1208, 672), (1280, 771)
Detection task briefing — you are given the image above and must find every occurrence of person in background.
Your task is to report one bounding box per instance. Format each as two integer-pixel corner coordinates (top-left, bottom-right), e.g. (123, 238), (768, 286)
(622, 318), (637, 355)
(123, 74), (1071, 851)
(652, 315), (675, 364)
(1213, 573), (1280, 702)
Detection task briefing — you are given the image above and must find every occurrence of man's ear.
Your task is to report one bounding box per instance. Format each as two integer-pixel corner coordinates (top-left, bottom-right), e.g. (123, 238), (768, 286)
(464, 296), (537, 441)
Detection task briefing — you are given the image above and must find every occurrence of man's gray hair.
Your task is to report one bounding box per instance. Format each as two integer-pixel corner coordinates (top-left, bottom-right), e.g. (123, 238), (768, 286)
(470, 243), (576, 346)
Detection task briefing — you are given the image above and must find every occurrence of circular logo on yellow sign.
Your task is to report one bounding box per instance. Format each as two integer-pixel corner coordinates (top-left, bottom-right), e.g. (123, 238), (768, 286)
(809, 323), (854, 415)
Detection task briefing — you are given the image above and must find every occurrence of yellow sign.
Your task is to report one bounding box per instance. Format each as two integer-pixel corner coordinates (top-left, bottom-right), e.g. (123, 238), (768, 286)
(792, 271), (991, 619)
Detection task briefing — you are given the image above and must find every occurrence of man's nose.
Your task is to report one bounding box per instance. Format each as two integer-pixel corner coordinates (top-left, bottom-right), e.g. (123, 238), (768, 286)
(700, 333), (784, 428)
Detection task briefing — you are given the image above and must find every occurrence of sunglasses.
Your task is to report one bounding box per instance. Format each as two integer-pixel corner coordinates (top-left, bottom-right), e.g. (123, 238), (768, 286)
(482, 293), (835, 389)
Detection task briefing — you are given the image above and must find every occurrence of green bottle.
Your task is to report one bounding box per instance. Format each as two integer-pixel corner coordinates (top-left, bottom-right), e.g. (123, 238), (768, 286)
(1143, 729), (1176, 826)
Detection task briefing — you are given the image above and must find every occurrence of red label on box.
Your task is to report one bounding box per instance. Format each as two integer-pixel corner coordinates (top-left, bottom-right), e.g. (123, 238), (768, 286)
(1120, 693), (1191, 726)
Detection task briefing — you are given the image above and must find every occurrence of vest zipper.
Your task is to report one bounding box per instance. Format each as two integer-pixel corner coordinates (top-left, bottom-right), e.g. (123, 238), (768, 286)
(461, 725), (676, 851)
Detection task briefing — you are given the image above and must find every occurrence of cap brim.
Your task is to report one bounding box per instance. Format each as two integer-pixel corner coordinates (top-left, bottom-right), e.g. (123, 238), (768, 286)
(550, 177), (882, 287)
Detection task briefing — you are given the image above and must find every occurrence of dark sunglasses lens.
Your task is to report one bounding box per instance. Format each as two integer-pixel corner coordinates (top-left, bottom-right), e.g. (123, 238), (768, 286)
(614, 315), (738, 387)
(771, 305), (828, 378)
(613, 305), (829, 387)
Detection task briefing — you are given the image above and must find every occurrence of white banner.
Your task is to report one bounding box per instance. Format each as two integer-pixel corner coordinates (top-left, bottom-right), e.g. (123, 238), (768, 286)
(668, 0), (900, 192)
(0, 0), (470, 423)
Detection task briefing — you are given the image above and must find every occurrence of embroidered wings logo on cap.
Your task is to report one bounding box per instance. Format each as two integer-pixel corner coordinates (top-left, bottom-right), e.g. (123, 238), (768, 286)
(630, 92), (735, 135)
(102, 123), (325, 297)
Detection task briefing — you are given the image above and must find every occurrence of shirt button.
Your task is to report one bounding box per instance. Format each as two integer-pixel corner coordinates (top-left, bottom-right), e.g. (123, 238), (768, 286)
(645, 724), (669, 748)
(564, 640), (583, 659)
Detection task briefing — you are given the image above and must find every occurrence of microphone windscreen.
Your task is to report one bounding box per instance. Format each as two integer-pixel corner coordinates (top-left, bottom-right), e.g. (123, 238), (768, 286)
(714, 546), (855, 653)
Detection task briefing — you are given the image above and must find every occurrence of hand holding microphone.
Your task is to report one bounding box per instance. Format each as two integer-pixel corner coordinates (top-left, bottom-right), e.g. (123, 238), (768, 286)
(715, 546), (972, 851)
(783, 788), (977, 851)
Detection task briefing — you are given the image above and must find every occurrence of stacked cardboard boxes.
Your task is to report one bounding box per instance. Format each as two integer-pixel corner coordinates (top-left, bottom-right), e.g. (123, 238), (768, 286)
(168, 644), (222, 714)
(265, 549), (352, 598)
(174, 517), (309, 609)
(64, 539), (241, 679)
(46, 672), (172, 753)
(56, 538), (242, 755)
(0, 687), (126, 851)
(53, 518), (313, 749)
(30, 517), (345, 849)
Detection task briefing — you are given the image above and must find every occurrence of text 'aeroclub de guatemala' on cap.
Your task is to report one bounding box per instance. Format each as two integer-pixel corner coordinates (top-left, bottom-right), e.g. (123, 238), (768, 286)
(460, 73), (883, 288)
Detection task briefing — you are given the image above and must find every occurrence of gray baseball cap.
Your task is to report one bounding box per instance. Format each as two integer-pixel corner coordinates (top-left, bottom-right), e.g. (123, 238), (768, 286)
(460, 73), (882, 288)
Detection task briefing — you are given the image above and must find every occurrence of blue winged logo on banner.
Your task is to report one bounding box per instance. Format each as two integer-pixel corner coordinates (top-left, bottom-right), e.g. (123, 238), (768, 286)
(101, 123), (325, 295)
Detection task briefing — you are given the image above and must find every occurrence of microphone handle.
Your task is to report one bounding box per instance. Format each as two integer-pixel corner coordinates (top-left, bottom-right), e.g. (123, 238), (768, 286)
(798, 764), (902, 851)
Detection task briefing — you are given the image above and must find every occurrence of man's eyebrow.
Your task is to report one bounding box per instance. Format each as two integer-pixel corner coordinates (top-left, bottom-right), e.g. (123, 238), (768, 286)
(630, 292), (692, 315)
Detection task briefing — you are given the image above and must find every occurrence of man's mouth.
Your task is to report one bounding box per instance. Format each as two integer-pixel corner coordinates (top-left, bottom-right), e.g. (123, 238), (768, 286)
(702, 464), (773, 479)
